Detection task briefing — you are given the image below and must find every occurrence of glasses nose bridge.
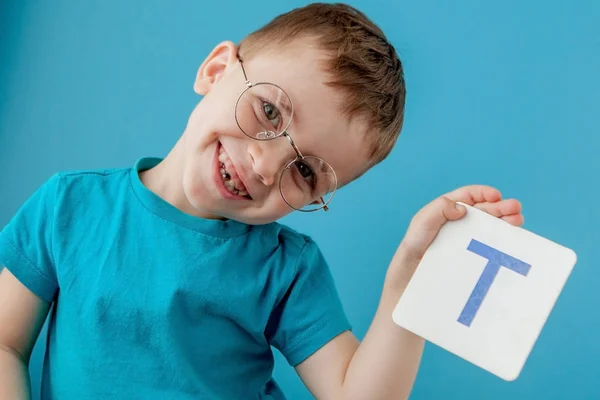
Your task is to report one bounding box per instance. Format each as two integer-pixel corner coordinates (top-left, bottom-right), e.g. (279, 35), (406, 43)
(267, 134), (299, 170)
(250, 134), (296, 186)
(281, 131), (303, 160)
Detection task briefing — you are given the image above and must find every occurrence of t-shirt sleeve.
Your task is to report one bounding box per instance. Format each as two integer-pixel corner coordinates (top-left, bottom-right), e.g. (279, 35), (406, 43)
(266, 238), (352, 367)
(0, 174), (61, 302)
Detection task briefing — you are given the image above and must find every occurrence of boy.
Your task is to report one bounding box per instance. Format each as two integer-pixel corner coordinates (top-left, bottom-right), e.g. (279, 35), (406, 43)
(0, 3), (523, 399)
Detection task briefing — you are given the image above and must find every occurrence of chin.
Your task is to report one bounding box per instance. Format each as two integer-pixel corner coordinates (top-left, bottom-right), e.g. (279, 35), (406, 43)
(236, 207), (292, 226)
(215, 206), (289, 226)
(181, 165), (221, 217)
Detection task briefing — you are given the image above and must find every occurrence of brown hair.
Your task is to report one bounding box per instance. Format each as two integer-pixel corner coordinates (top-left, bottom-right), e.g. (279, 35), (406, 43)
(238, 3), (406, 171)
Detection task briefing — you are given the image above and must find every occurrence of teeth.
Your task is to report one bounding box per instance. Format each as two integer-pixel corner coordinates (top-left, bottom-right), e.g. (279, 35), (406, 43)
(218, 145), (250, 197)
(219, 148), (237, 178)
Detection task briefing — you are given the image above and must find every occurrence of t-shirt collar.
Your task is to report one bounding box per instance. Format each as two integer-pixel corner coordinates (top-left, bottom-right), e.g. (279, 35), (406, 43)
(129, 157), (250, 238)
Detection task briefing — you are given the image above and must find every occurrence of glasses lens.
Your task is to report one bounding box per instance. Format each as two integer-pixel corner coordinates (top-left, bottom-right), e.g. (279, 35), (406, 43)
(235, 83), (293, 140)
(280, 156), (337, 211)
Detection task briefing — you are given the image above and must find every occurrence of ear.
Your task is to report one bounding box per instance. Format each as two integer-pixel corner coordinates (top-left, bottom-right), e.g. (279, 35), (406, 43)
(194, 40), (238, 95)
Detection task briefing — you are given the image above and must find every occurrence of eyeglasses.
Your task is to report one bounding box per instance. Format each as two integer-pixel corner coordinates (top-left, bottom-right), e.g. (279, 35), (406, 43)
(234, 57), (337, 212)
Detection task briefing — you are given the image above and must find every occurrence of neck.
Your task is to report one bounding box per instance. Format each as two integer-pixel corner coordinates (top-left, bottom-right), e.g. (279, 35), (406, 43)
(139, 137), (224, 220)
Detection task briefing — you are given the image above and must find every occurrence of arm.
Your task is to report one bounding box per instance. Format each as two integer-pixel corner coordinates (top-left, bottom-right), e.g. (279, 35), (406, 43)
(0, 267), (51, 400)
(295, 251), (424, 400)
(296, 278), (423, 400)
(296, 186), (524, 400)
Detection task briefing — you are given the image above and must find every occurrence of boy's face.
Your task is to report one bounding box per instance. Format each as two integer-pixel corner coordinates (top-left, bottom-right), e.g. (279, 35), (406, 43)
(180, 40), (370, 225)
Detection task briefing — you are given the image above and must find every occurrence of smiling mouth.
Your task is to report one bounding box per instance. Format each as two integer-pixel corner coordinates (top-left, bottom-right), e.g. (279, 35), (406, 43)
(218, 145), (252, 199)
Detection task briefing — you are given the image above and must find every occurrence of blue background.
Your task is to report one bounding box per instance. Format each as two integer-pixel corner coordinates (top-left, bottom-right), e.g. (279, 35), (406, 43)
(1, 0), (598, 399)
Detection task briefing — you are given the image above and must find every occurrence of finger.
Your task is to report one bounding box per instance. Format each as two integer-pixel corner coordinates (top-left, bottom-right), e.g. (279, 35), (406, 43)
(403, 196), (468, 260)
(441, 196), (468, 222)
(501, 214), (525, 226)
(414, 196), (467, 232)
(444, 185), (502, 205)
(472, 199), (522, 217)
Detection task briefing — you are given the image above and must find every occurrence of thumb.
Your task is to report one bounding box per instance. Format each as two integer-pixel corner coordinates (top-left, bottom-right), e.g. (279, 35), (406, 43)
(418, 197), (466, 232)
(400, 197), (467, 262)
(442, 198), (467, 221)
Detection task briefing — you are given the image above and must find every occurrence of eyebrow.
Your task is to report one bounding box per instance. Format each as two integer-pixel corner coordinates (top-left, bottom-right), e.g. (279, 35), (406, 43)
(281, 99), (302, 143)
(280, 100), (293, 117)
(274, 88), (294, 117)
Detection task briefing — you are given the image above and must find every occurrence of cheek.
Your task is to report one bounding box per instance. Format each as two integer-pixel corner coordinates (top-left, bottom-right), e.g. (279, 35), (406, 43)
(181, 166), (205, 206)
(182, 153), (219, 209)
(234, 189), (289, 225)
(205, 83), (239, 120)
(262, 190), (294, 219)
(188, 103), (245, 146)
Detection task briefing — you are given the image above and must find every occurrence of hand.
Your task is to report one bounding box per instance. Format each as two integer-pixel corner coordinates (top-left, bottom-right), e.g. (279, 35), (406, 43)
(386, 185), (524, 290)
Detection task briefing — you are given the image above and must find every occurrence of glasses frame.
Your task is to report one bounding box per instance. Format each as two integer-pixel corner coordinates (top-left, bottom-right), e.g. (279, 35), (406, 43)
(234, 56), (337, 212)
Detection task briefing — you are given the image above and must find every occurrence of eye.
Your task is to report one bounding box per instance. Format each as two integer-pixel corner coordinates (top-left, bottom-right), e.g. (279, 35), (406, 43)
(294, 160), (317, 189)
(296, 161), (312, 178)
(262, 101), (281, 128)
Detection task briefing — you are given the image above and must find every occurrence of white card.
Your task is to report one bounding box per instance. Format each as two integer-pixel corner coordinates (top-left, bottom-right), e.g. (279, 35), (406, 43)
(392, 203), (577, 381)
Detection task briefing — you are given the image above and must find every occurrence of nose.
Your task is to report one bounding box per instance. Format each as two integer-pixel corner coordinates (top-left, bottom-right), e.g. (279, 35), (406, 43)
(247, 137), (296, 186)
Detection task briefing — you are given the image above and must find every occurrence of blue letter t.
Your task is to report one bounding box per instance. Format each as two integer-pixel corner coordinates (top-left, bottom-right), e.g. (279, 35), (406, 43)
(457, 239), (531, 327)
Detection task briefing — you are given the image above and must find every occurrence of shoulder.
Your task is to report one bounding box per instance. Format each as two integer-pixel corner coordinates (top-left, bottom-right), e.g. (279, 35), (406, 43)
(24, 166), (133, 226)
(3, 165), (129, 214)
(51, 165), (131, 200)
(55, 166), (130, 187)
(252, 222), (328, 276)
(253, 222), (318, 256)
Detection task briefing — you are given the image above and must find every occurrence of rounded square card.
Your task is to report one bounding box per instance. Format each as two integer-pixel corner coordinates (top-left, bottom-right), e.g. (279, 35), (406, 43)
(392, 202), (577, 381)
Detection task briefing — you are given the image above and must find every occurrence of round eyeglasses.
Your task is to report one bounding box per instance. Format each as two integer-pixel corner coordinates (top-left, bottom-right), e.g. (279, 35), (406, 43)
(234, 58), (337, 212)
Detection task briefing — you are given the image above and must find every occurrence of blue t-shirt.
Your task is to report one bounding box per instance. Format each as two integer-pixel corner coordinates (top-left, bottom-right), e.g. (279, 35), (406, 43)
(0, 157), (351, 399)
